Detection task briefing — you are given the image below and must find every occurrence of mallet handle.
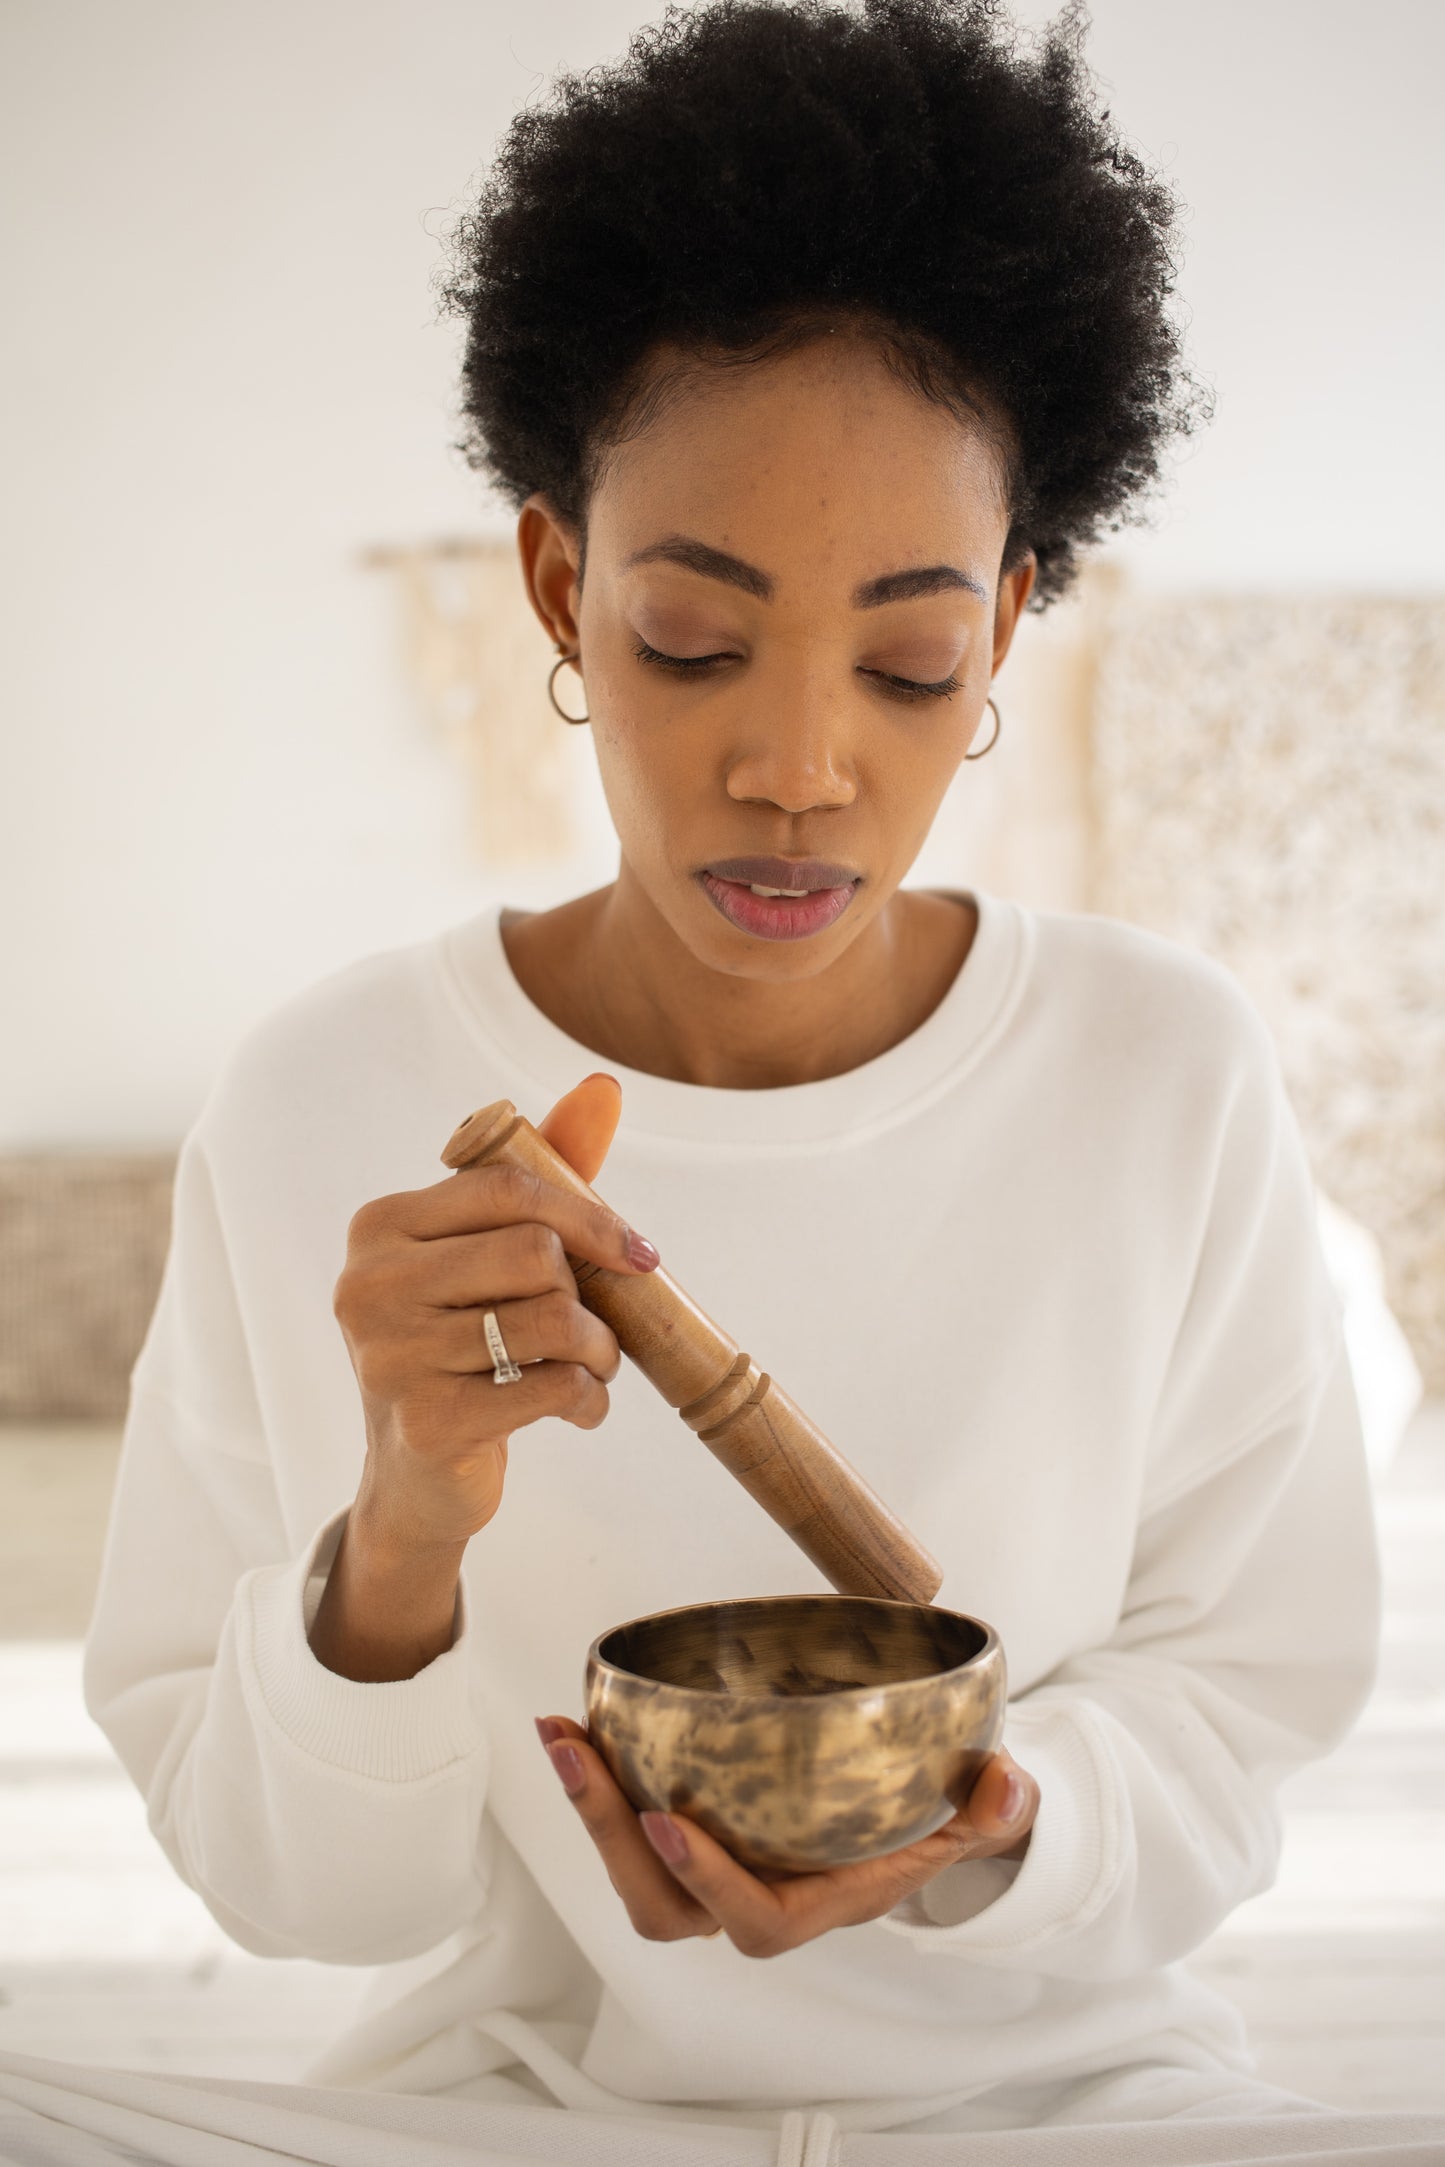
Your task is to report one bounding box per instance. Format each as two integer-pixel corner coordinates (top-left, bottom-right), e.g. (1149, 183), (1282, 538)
(441, 1099), (942, 1605)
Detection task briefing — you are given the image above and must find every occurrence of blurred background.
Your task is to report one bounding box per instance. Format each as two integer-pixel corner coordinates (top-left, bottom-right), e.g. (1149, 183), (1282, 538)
(1, 0), (1442, 2110)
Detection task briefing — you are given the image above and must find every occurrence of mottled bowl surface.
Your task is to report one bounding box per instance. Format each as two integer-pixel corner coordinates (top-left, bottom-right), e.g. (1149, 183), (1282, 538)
(584, 1594), (1005, 1874)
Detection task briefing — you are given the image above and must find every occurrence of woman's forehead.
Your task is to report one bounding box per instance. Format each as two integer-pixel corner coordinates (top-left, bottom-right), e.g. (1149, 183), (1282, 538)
(590, 348), (1007, 543)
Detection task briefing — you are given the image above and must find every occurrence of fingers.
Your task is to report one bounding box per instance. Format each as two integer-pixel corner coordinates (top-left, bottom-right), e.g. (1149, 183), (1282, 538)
(535, 1718), (721, 1943)
(536, 1715), (1040, 1960)
(535, 1073), (623, 1186)
(634, 1810), (816, 1958)
(623, 1749), (1042, 1956)
(860, 1749), (1039, 1906)
(338, 1252), (619, 1403)
(963, 1747), (1039, 1851)
(454, 1356), (613, 1432)
(366, 1157), (658, 1279)
(427, 1284), (622, 1386)
(339, 1223), (586, 1356)
(641, 1813), (924, 1953)
(533, 1714), (869, 1958)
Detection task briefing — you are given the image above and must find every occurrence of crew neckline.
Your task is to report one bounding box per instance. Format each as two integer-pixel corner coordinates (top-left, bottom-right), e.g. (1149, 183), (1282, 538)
(436, 886), (1031, 1150)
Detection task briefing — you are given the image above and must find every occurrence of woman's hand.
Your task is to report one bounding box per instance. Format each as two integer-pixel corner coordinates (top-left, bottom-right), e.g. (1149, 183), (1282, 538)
(312, 1074), (650, 1683)
(534, 1714), (1039, 1956)
(331, 1071), (651, 1561)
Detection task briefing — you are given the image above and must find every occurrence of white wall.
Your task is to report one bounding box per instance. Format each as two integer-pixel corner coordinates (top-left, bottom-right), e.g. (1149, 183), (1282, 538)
(3, 0), (1441, 1148)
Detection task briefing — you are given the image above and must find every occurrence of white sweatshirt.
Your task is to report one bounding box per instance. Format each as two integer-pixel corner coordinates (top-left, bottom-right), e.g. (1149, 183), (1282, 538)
(83, 887), (1381, 2130)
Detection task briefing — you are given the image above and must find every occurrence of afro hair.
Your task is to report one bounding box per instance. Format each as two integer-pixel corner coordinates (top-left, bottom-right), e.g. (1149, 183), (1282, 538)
(440, 0), (1213, 612)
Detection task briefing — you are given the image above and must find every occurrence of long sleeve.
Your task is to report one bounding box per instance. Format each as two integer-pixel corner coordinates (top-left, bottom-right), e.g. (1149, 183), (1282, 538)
(878, 996), (1383, 1978)
(81, 1120), (494, 1965)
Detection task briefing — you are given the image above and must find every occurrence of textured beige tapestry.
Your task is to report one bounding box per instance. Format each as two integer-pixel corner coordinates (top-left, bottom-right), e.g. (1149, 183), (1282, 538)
(0, 1156), (175, 1419)
(368, 538), (581, 866)
(1086, 588), (1445, 1390)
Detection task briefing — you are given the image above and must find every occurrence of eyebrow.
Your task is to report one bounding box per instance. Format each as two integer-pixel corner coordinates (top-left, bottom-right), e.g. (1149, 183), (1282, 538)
(621, 534), (989, 607)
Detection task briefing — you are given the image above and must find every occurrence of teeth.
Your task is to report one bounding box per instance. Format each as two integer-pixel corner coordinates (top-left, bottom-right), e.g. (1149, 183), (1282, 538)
(748, 884), (810, 897)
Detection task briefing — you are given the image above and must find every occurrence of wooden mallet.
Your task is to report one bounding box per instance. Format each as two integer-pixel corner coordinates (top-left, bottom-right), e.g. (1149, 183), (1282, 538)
(441, 1098), (943, 1606)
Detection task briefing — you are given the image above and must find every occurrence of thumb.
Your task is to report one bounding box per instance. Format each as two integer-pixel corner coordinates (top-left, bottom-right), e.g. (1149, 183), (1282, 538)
(966, 1748), (1038, 1843)
(535, 1072), (623, 1185)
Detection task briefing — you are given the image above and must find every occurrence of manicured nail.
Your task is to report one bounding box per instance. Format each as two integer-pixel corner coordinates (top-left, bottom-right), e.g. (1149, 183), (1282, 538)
(640, 1811), (689, 1865)
(998, 1772), (1025, 1826)
(534, 1716), (565, 1749)
(626, 1228), (661, 1271)
(547, 1743), (585, 1795)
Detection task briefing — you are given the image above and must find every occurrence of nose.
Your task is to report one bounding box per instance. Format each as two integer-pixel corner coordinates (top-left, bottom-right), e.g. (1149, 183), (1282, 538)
(723, 664), (857, 815)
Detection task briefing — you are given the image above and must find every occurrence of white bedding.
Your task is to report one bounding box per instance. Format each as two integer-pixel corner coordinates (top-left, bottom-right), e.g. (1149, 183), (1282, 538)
(3, 2049), (1444, 2167)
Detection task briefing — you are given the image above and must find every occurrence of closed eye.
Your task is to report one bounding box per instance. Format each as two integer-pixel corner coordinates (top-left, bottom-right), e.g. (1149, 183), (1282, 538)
(631, 638), (961, 702)
(632, 639), (731, 676)
(867, 667), (963, 701)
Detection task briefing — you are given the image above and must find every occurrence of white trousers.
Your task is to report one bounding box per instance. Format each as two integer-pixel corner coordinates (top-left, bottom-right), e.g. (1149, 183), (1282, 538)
(3, 2049), (1444, 2166)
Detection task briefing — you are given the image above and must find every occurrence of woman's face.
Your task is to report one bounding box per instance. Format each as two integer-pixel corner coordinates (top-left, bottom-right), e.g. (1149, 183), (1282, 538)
(520, 331), (1035, 979)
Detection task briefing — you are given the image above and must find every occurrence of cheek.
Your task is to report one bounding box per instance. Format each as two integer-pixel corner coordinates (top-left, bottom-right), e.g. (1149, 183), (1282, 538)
(587, 714), (707, 850)
(868, 730), (974, 833)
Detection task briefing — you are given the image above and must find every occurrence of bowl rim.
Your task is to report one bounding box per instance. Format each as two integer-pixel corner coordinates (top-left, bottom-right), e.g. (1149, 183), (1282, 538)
(584, 1592), (1002, 1707)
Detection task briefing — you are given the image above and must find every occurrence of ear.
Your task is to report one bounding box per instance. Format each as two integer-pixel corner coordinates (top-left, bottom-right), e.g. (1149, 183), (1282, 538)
(517, 493), (584, 653)
(990, 548), (1037, 676)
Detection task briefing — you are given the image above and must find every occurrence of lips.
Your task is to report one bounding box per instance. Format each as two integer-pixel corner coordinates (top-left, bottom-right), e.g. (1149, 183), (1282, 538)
(698, 871), (860, 942)
(702, 856), (862, 893)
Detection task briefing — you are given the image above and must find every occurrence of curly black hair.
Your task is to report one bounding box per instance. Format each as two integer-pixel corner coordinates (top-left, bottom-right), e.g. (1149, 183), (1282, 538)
(439, 0), (1212, 613)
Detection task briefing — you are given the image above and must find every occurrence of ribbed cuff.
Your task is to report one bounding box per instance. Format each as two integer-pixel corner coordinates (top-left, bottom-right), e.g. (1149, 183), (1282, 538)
(242, 1506), (483, 1782)
(876, 1697), (1123, 1956)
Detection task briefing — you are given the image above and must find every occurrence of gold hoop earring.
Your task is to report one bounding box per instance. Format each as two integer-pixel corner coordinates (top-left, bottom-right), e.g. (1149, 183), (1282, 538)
(964, 693), (1002, 760)
(547, 649), (590, 725)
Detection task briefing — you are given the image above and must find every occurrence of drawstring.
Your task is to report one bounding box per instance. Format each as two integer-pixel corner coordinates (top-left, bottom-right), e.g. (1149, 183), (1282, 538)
(776, 2107), (841, 2167)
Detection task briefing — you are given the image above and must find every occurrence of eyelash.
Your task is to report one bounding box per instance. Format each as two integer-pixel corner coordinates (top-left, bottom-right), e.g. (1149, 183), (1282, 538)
(630, 638), (962, 702)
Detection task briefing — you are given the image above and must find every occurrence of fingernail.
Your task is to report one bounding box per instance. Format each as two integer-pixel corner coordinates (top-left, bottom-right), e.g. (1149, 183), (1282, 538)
(998, 1772), (1025, 1825)
(626, 1228), (661, 1271)
(534, 1716), (565, 1749)
(547, 1743), (585, 1796)
(640, 1811), (689, 1864)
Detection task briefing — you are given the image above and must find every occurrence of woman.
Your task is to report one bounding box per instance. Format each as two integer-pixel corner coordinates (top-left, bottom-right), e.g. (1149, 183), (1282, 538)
(77, 0), (1387, 2152)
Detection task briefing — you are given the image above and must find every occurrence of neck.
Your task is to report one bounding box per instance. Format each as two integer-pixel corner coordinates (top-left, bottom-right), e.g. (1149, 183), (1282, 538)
(499, 869), (976, 1090)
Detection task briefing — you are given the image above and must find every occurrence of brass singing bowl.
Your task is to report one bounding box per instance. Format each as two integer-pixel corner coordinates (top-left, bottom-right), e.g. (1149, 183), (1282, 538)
(584, 1594), (1006, 1875)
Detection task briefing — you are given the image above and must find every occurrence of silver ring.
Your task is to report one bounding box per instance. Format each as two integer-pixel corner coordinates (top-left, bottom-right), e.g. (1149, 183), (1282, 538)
(482, 1307), (523, 1385)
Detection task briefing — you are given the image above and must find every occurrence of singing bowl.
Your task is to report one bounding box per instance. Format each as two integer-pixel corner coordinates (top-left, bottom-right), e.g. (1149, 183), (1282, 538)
(584, 1594), (1006, 1875)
